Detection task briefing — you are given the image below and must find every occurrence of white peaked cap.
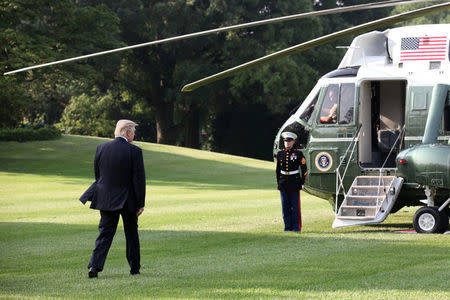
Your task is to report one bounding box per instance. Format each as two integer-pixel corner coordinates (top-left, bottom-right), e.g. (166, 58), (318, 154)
(281, 132), (297, 140)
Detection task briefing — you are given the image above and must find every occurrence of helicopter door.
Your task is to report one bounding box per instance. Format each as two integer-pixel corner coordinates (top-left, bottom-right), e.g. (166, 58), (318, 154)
(308, 83), (356, 192)
(359, 80), (406, 168)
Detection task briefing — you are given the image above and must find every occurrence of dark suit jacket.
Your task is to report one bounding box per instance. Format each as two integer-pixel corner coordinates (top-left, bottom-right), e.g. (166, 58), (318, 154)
(79, 182), (96, 204)
(80, 137), (146, 212)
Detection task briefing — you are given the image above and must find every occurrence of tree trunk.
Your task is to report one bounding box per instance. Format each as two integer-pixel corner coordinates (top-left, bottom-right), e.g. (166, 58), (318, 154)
(184, 104), (200, 149)
(153, 100), (177, 145)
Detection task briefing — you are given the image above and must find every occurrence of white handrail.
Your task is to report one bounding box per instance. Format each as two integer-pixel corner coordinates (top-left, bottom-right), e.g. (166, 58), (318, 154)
(376, 126), (405, 213)
(335, 125), (362, 215)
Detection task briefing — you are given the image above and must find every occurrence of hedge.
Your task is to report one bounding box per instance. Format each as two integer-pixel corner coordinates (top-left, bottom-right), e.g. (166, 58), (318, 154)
(0, 127), (62, 142)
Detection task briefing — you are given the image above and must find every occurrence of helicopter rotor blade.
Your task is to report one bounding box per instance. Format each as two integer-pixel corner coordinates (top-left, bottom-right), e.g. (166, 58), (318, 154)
(3, 0), (435, 75)
(182, 1), (450, 92)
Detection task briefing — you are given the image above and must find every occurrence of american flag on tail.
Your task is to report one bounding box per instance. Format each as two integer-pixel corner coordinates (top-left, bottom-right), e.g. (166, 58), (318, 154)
(400, 36), (448, 61)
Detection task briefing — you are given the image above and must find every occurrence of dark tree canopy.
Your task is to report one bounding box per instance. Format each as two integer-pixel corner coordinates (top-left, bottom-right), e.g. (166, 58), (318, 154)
(3, 0), (438, 159)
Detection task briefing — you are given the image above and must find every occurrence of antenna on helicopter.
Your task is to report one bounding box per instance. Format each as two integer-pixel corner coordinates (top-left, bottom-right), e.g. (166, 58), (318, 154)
(3, 0), (437, 76)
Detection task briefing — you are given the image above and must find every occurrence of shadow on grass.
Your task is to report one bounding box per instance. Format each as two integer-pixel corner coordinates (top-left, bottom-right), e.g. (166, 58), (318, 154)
(1, 222), (449, 299)
(0, 136), (274, 191)
(328, 223), (415, 234)
(371, 222), (414, 229)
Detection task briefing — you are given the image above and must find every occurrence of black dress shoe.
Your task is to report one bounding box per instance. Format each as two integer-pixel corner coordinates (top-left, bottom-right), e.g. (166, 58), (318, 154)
(88, 267), (98, 278)
(130, 270), (140, 275)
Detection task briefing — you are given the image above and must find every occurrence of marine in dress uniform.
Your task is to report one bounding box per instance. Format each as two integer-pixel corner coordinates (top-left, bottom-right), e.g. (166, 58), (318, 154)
(276, 132), (307, 232)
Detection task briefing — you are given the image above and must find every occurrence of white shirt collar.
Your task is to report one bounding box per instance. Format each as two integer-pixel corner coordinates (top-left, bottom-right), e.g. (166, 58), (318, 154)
(116, 136), (129, 142)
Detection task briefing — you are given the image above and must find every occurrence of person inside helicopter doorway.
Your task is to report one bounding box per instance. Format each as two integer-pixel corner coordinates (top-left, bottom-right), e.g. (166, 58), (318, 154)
(275, 132), (308, 232)
(320, 87), (338, 124)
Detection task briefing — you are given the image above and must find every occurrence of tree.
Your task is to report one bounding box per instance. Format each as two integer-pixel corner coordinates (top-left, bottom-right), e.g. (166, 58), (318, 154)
(58, 90), (120, 137)
(390, 1), (449, 25)
(204, 0), (333, 158)
(0, 0), (123, 127)
(107, 0), (224, 147)
(1, 0), (400, 160)
(208, 0), (398, 159)
(0, 76), (29, 127)
(110, 0), (329, 149)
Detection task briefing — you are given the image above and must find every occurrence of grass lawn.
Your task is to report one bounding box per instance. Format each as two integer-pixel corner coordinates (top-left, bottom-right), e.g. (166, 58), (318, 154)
(0, 135), (449, 299)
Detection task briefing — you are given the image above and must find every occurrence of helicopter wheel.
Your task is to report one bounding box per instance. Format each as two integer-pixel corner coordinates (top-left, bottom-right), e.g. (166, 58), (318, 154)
(413, 207), (448, 234)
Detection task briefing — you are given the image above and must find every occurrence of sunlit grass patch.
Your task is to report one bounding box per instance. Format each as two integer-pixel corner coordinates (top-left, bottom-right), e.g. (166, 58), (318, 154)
(0, 135), (449, 299)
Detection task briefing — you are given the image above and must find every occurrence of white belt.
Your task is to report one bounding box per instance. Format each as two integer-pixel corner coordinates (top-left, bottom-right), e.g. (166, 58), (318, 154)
(280, 170), (299, 175)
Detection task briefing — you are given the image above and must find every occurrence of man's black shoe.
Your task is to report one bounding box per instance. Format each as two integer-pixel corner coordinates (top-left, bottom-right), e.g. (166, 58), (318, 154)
(130, 270), (140, 275)
(88, 267), (98, 278)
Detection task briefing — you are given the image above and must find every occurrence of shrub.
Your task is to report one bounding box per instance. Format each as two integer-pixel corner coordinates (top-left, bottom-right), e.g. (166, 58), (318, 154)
(0, 127), (62, 142)
(57, 92), (117, 137)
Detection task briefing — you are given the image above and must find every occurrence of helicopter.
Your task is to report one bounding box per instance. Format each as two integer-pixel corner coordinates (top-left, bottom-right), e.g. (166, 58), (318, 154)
(183, 2), (450, 234)
(269, 23), (450, 234)
(5, 0), (450, 233)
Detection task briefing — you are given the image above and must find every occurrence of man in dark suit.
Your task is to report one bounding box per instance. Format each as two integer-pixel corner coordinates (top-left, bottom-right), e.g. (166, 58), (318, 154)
(85, 120), (146, 278)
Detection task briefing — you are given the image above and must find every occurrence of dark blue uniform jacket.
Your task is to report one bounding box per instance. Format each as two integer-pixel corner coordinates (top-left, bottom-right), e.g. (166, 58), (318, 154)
(276, 148), (307, 193)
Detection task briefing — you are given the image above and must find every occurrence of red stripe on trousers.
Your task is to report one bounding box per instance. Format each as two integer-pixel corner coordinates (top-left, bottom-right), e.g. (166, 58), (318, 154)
(298, 192), (302, 232)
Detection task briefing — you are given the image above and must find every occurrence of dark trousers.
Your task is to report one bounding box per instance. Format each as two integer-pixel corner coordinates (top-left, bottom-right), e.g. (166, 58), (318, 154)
(280, 191), (302, 232)
(88, 208), (140, 273)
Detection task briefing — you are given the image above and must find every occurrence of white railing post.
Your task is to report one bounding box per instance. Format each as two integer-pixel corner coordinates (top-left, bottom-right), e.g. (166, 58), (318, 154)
(376, 126), (405, 214)
(335, 125), (362, 216)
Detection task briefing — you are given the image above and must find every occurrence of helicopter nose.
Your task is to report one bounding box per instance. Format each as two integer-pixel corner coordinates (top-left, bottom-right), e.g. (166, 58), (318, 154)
(276, 121), (310, 151)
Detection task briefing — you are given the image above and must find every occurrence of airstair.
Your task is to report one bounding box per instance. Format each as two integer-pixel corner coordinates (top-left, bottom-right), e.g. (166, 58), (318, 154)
(332, 175), (404, 228)
(332, 125), (405, 228)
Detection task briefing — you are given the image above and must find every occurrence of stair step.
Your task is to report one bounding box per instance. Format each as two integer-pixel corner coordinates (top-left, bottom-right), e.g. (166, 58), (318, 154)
(341, 205), (377, 209)
(336, 216), (376, 220)
(355, 176), (396, 179)
(350, 186), (389, 196)
(340, 205), (377, 215)
(351, 185), (390, 188)
(346, 200), (379, 206)
(355, 176), (395, 186)
(346, 195), (384, 199)
(339, 206), (376, 218)
(345, 196), (384, 206)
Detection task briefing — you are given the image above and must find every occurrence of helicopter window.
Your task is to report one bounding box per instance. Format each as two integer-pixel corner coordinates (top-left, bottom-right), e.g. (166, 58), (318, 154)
(300, 93), (319, 125)
(338, 83), (355, 124)
(411, 90), (429, 110)
(429, 61), (441, 70)
(319, 84), (339, 124)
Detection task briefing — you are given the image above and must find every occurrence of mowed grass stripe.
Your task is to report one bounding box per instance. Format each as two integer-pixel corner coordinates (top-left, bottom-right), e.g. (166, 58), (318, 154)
(0, 135), (449, 299)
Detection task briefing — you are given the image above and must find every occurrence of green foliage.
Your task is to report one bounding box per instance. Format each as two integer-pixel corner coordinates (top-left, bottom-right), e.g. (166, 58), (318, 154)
(1, 0), (404, 155)
(57, 89), (156, 140)
(57, 91), (119, 137)
(1, 0), (122, 126)
(0, 76), (29, 127)
(0, 126), (61, 142)
(211, 102), (283, 160)
(391, 1), (450, 25)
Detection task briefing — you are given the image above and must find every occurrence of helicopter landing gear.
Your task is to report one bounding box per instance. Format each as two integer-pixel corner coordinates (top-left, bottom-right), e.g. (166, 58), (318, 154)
(413, 206), (449, 234)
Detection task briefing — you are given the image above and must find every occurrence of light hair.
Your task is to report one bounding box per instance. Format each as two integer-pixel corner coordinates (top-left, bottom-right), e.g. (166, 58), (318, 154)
(114, 119), (138, 137)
